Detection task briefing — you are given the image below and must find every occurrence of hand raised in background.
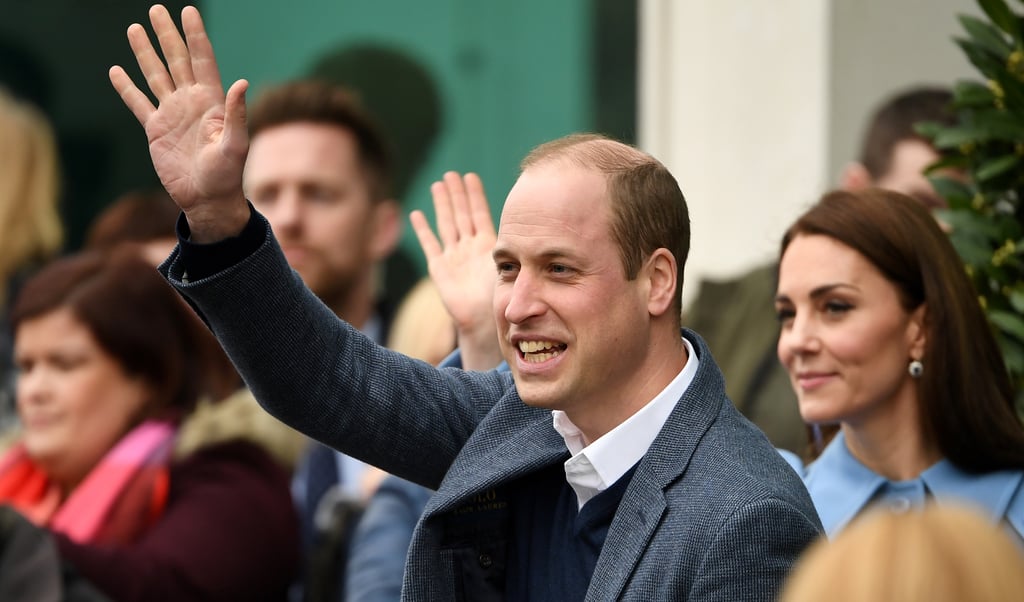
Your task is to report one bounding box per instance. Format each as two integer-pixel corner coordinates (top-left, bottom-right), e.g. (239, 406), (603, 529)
(109, 4), (250, 243)
(410, 172), (504, 370)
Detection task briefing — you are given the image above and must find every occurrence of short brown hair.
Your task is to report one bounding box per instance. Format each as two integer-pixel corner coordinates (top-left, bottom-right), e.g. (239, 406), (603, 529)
(85, 188), (179, 251)
(858, 87), (954, 180)
(10, 248), (237, 417)
(522, 134), (690, 320)
(247, 80), (393, 201)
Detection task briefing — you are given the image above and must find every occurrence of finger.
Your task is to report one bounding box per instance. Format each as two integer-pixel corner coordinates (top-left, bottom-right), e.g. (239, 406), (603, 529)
(431, 180), (457, 247)
(181, 5), (223, 87)
(410, 210), (443, 261)
(150, 5), (196, 87)
(444, 171), (474, 238)
(223, 79), (250, 159)
(464, 173), (496, 237)
(109, 65), (156, 126)
(126, 22), (175, 100)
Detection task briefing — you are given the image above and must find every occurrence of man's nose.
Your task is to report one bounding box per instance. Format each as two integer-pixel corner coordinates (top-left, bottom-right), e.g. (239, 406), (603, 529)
(266, 193), (304, 234)
(503, 271), (545, 324)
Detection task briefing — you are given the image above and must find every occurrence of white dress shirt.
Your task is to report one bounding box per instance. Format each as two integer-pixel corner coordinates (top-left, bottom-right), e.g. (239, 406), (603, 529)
(552, 336), (699, 508)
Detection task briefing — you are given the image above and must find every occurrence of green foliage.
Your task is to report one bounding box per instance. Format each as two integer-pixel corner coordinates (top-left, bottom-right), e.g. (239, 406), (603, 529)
(920, 0), (1024, 417)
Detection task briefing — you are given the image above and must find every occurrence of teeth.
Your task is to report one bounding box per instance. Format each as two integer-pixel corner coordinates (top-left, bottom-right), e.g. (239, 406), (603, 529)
(518, 340), (559, 353)
(517, 340), (565, 363)
(524, 351), (558, 363)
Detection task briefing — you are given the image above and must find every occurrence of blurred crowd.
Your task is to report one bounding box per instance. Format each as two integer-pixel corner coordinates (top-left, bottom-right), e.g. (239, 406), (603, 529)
(0, 4), (1022, 602)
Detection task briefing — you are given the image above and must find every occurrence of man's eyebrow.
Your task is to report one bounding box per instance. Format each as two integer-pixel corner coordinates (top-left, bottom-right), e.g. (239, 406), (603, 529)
(492, 246), (584, 262)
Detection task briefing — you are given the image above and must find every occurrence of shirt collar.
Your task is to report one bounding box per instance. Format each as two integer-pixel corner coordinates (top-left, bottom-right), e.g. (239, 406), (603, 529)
(806, 430), (1024, 537)
(552, 336), (699, 508)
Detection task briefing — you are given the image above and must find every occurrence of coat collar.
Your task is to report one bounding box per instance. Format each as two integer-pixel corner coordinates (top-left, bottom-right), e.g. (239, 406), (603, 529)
(806, 430), (1024, 537)
(421, 329), (730, 600)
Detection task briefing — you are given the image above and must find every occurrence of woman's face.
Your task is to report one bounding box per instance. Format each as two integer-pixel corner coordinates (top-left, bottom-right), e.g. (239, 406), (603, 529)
(14, 307), (152, 491)
(775, 234), (926, 427)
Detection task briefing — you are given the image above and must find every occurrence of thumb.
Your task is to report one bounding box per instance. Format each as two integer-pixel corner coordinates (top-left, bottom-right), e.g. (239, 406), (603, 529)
(223, 79), (250, 158)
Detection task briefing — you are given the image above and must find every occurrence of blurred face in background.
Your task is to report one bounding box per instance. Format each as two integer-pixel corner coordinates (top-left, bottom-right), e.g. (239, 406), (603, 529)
(874, 139), (944, 209)
(245, 122), (397, 314)
(15, 307), (152, 492)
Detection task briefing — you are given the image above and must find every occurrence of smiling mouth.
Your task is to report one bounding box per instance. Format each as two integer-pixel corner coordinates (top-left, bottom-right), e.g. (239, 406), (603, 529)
(518, 340), (567, 363)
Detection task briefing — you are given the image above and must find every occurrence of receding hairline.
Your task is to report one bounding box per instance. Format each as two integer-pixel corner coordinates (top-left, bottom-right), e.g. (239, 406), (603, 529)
(521, 134), (659, 174)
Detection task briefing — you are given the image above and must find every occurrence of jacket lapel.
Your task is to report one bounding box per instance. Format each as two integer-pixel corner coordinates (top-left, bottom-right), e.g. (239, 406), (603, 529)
(423, 401), (568, 517)
(587, 329), (727, 599)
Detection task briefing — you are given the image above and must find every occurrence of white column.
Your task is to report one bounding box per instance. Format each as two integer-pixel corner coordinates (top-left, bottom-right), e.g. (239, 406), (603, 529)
(639, 0), (977, 310)
(639, 0), (831, 310)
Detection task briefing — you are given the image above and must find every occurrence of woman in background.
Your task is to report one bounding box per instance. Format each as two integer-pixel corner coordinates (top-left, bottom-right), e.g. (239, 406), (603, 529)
(774, 188), (1024, 539)
(0, 88), (63, 434)
(0, 248), (299, 601)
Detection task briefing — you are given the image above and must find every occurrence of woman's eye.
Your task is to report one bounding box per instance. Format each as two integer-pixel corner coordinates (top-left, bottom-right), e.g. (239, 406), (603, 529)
(824, 301), (853, 316)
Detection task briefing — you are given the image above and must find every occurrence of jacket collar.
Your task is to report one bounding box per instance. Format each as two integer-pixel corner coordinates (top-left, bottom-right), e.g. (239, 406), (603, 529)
(588, 329), (726, 600)
(421, 329), (730, 600)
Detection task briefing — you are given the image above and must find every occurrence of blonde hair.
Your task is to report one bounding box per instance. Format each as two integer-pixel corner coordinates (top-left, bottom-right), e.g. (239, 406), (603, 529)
(0, 89), (62, 303)
(386, 277), (455, 365)
(781, 504), (1024, 602)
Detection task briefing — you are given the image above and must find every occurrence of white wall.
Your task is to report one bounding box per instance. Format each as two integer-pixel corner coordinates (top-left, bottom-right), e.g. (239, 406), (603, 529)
(639, 0), (976, 310)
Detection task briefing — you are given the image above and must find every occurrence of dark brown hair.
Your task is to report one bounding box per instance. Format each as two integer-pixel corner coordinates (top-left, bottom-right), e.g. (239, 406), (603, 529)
(247, 79), (393, 202)
(85, 188), (179, 251)
(781, 188), (1024, 471)
(859, 87), (954, 180)
(10, 248), (237, 419)
(522, 133), (690, 321)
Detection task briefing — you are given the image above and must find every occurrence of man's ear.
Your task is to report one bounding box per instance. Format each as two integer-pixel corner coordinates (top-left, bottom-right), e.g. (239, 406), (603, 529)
(840, 162), (874, 191)
(371, 199), (402, 260)
(645, 248), (677, 317)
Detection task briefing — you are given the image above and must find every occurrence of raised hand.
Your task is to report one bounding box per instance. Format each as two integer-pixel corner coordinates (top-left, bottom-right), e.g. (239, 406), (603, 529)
(109, 4), (250, 242)
(410, 172), (503, 370)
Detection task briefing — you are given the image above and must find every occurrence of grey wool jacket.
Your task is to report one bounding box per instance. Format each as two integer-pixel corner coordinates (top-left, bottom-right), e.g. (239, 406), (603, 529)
(163, 214), (823, 601)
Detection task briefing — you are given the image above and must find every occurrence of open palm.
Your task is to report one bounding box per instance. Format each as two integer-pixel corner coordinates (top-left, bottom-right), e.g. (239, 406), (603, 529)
(109, 5), (250, 241)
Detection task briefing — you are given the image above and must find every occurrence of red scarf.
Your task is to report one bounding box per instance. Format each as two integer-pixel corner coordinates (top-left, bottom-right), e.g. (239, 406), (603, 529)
(0, 420), (175, 545)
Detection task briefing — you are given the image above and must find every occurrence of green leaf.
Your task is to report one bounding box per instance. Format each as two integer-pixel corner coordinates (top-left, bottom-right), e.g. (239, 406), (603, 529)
(957, 38), (1011, 77)
(953, 80), (998, 107)
(990, 309), (1024, 342)
(979, 0), (1022, 40)
(977, 154), (1022, 180)
(959, 14), (1014, 57)
(925, 156), (971, 174)
(1009, 283), (1024, 312)
(929, 176), (975, 207)
(934, 125), (984, 148)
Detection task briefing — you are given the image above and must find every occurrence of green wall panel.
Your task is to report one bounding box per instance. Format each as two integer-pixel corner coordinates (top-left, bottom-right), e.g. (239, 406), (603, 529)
(205, 0), (592, 278)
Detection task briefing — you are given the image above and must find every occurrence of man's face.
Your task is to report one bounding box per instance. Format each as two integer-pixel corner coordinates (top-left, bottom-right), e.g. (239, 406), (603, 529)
(244, 122), (392, 307)
(492, 163), (653, 421)
(875, 139), (944, 209)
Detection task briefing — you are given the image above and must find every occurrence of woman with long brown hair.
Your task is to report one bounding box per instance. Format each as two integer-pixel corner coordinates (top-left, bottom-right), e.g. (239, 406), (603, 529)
(775, 188), (1024, 539)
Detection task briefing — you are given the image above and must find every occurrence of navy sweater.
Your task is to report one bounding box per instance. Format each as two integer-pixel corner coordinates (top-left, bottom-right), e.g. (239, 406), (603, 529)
(506, 461), (639, 600)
